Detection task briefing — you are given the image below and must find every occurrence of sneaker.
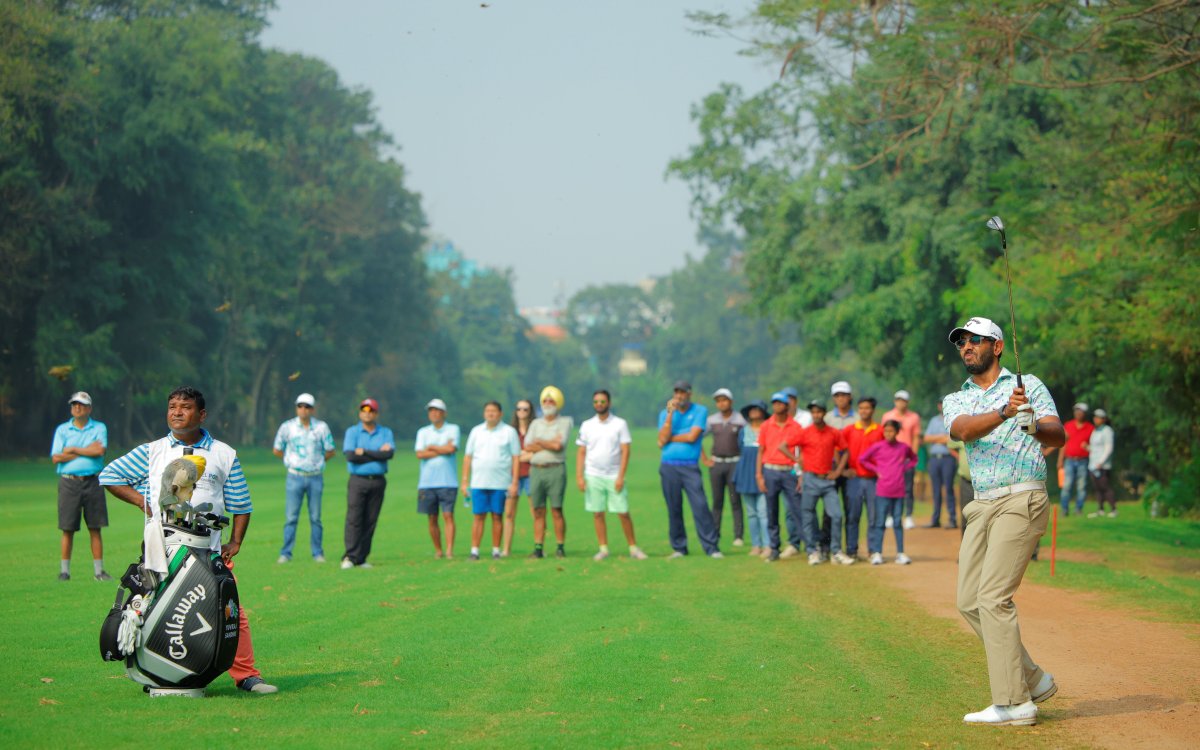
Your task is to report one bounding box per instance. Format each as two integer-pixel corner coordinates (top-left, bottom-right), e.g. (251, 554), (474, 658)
(709, 551), (725, 559)
(885, 516), (894, 529)
(963, 701), (1037, 726)
(313, 555), (326, 563)
(95, 571), (113, 582)
(1087, 511), (1101, 518)
(340, 558), (354, 570)
(237, 676), (279, 695)
(528, 548), (544, 559)
(629, 548), (648, 560)
(492, 550), (501, 560)
(903, 516), (915, 530)
(779, 545), (800, 559)
(593, 550), (609, 561)
(748, 546), (761, 556)
(469, 552), (480, 561)
(1108, 510), (1118, 518)
(555, 547), (566, 558)
(869, 552), (884, 565)
(764, 549), (780, 563)
(357, 562), (373, 569)
(732, 538), (744, 547)
(1031, 672), (1057, 703)
(895, 553), (912, 565)
(760, 547), (774, 558)
(923, 522), (941, 528)
(276, 555), (290, 564)
(807, 552), (823, 566)
(667, 551), (686, 560)
(832, 552), (856, 566)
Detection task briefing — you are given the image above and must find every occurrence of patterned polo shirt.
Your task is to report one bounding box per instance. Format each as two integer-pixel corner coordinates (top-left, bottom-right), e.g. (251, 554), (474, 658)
(942, 368), (1058, 493)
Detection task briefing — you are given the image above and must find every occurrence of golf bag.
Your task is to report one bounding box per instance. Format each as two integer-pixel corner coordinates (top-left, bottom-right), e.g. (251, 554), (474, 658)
(100, 524), (240, 690)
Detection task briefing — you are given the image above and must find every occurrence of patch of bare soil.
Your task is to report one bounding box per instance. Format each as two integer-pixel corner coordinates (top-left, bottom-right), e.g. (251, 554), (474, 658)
(878, 526), (1200, 749)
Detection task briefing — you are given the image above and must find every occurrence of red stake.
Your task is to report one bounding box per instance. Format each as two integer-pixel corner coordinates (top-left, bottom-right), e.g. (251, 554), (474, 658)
(1050, 506), (1058, 577)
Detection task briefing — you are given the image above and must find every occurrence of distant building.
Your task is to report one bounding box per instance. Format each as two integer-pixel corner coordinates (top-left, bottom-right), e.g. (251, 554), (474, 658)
(529, 324), (569, 343)
(424, 241), (482, 287)
(618, 343), (648, 376)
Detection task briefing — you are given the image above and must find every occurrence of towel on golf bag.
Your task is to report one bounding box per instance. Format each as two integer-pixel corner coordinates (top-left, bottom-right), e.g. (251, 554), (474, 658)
(100, 532), (240, 689)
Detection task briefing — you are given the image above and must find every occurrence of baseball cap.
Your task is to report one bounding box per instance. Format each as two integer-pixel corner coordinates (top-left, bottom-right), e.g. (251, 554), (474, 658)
(781, 386), (799, 399)
(948, 316), (1004, 344)
(68, 391), (92, 406)
(830, 381), (852, 396)
(359, 398), (380, 411)
(807, 400), (827, 411)
(296, 393), (315, 407)
(672, 380), (692, 392)
(894, 390), (911, 401)
(1093, 408), (1108, 418)
(425, 398), (447, 412)
(770, 391), (789, 404)
(1073, 402), (1089, 412)
(712, 388), (733, 400)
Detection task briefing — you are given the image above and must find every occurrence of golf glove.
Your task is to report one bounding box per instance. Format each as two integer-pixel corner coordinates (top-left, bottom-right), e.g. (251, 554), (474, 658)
(116, 594), (149, 655)
(1015, 403), (1036, 434)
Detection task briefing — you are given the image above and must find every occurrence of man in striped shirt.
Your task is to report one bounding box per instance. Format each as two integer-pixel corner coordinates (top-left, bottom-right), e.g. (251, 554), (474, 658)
(99, 386), (278, 695)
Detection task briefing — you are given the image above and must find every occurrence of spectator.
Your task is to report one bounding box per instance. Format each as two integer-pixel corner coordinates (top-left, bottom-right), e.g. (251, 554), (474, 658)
(946, 436), (973, 535)
(797, 401), (851, 565)
(1087, 409), (1116, 518)
(462, 401), (521, 560)
(842, 396), (884, 559)
(1059, 403), (1094, 517)
(576, 389), (646, 560)
(820, 381), (857, 559)
(342, 398), (395, 569)
(703, 387), (746, 547)
(657, 380), (721, 558)
(756, 392), (805, 563)
(50, 391), (110, 581)
(881, 390), (922, 530)
(414, 398), (460, 559)
(527, 386), (573, 558)
(734, 400), (770, 556)
(273, 393), (336, 564)
(859, 420), (917, 565)
(503, 398), (534, 557)
(923, 400), (958, 529)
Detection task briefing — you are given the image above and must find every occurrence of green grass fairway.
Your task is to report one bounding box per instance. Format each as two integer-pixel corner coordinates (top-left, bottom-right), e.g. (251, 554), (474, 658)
(4, 427), (1189, 748)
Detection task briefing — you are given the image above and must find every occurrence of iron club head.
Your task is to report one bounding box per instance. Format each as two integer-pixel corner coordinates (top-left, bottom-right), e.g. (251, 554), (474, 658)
(985, 215), (1005, 233)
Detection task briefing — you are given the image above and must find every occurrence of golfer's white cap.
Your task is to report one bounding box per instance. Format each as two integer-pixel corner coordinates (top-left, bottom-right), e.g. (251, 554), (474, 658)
(894, 390), (911, 401)
(1073, 402), (1089, 412)
(712, 387), (733, 400)
(948, 316), (1004, 344)
(68, 391), (92, 406)
(295, 393), (315, 407)
(830, 381), (852, 396)
(1094, 408), (1108, 418)
(425, 398), (447, 412)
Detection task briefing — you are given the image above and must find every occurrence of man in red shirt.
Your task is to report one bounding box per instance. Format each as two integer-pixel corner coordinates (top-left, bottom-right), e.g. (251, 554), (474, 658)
(1058, 402), (1094, 516)
(842, 397), (884, 559)
(797, 401), (851, 565)
(756, 392), (805, 563)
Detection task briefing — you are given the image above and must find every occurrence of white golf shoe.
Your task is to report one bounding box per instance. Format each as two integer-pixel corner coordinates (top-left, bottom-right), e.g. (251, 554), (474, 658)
(832, 551), (856, 565)
(869, 552), (884, 565)
(895, 553), (912, 565)
(963, 701), (1037, 726)
(807, 552), (823, 565)
(1031, 672), (1057, 703)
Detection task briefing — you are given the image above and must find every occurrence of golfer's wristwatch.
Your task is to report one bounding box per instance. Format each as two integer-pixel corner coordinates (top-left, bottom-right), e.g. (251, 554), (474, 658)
(997, 407), (1010, 421)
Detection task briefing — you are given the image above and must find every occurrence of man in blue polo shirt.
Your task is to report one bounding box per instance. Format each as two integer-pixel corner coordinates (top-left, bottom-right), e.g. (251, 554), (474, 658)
(657, 380), (721, 558)
(342, 398), (395, 569)
(50, 391), (110, 581)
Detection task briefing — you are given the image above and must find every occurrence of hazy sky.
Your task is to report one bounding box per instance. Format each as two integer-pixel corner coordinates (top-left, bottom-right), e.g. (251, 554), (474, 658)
(260, 0), (770, 308)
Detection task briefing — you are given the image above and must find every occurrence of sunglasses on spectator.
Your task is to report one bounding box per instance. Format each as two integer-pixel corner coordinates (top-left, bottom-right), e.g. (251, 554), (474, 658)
(593, 400), (608, 405)
(954, 335), (993, 348)
(360, 406), (376, 413)
(516, 407), (531, 412)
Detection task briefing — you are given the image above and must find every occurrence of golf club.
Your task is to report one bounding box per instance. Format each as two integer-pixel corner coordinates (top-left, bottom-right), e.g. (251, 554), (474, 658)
(986, 215), (1023, 390)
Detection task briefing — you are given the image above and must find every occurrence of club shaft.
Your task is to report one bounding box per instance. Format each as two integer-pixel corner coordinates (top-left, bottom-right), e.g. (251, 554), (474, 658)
(999, 236), (1023, 389)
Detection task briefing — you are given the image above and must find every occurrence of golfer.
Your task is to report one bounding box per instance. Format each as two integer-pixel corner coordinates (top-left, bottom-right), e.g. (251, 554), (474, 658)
(943, 317), (1064, 726)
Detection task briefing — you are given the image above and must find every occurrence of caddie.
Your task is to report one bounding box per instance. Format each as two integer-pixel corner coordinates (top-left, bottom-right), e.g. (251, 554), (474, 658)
(943, 317), (1064, 726)
(99, 386), (278, 695)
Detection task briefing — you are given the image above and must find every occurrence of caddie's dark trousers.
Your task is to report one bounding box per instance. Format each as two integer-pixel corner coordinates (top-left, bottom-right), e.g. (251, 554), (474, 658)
(659, 464), (720, 555)
(762, 468), (801, 553)
(928, 455), (958, 526)
(819, 475), (849, 553)
(344, 474), (387, 565)
(708, 460), (744, 541)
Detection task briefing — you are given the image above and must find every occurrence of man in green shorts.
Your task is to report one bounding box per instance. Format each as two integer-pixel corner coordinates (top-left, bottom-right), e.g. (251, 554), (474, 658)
(576, 390), (647, 561)
(526, 385), (573, 558)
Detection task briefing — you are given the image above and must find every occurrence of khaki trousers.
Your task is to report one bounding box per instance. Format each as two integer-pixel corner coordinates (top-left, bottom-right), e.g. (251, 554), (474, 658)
(956, 486), (1049, 705)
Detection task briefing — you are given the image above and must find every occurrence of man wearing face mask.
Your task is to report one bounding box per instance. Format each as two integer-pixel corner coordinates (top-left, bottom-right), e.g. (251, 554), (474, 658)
(657, 381), (721, 558)
(525, 386), (573, 558)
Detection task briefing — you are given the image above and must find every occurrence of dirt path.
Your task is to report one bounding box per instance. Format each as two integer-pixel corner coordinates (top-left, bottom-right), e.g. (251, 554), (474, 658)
(877, 525), (1200, 749)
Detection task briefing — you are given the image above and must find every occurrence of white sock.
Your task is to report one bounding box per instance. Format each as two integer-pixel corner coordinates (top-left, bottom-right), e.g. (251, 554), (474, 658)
(599, 544), (609, 554)
(93, 559), (104, 576)
(61, 560), (70, 575)
(471, 546), (480, 555)
(629, 545), (638, 554)
(491, 547), (500, 555)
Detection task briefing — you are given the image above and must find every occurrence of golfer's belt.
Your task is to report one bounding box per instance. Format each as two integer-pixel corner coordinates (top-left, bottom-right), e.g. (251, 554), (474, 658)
(763, 464), (794, 472)
(974, 481), (1045, 501)
(711, 456), (740, 463)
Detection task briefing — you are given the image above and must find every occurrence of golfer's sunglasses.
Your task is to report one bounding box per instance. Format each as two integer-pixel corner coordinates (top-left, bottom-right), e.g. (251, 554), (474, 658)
(955, 335), (994, 349)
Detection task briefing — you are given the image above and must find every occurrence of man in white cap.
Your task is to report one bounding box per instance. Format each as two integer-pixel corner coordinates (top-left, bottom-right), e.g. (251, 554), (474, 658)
(703, 387), (747, 547)
(273, 393), (336, 563)
(881, 388), (922, 529)
(1057, 402), (1094, 516)
(818, 381), (857, 558)
(414, 398), (460, 558)
(943, 316), (1065, 726)
(50, 391), (110, 581)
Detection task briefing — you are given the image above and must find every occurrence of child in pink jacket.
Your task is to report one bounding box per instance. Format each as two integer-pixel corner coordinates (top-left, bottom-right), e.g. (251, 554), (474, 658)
(859, 420), (918, 565)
